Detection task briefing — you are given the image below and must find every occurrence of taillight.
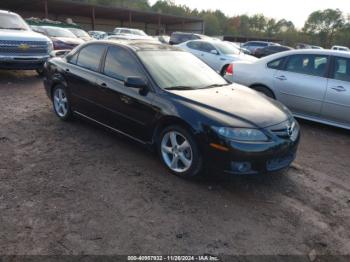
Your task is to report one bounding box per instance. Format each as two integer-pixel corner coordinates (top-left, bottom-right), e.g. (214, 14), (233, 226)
(226, 64), (233, 75)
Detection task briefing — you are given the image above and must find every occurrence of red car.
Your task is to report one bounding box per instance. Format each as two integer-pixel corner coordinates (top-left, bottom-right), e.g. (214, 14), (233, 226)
(33, 26), (84, 50)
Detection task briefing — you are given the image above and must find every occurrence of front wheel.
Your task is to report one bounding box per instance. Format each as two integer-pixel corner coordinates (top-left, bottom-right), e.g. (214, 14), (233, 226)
(36, 67), (44, 77)
(52, 85), (72, 121)
(158, 125), (203, 179)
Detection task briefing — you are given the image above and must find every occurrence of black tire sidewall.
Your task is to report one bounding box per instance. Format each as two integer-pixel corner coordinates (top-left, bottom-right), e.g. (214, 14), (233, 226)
(52, 85), (72, 121)
(158, 125), (203, 178)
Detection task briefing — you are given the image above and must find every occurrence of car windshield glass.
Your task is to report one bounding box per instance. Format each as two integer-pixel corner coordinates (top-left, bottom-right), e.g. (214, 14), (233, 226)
(0, 13), (29, 30)
(131, 29), (147, 36)
(138, 51), (227, 90)
(43, 27), (77, 38)
(69, 28), (89, 37)
(214, 42), (240, 55)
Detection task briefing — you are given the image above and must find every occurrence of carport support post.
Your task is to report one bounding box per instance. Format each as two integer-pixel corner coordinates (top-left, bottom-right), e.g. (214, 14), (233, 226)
(129, 12), (132, 27)
(44, 0), (48, 18)
(158, 15), (161, 35)
(91, 7), (96, 31)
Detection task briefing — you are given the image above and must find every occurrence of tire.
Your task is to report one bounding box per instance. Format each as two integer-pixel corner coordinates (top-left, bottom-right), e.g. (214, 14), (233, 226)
(52, 85), (72, 121)
(158, 125), (203, 179)
(36, 68), (44, 77)
(251, 85), (275, 99)
(220, 65), (229, 76)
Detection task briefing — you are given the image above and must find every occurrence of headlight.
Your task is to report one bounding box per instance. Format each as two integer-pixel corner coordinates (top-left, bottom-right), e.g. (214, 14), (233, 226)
(212, 127), (268, 142)
(47, 41), (53, 53)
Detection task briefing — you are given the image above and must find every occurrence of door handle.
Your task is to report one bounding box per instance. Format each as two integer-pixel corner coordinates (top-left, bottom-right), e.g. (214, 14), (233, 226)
(331, 86), (346, 92)
(99, 82), (108, 89)
(275, 75), (287, 81)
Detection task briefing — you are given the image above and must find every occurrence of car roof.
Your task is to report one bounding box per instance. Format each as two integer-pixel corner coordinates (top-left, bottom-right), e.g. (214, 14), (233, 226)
(257, 49), (350, 63)
(0, 10), (18, 15)
(87, 39), (183, 52)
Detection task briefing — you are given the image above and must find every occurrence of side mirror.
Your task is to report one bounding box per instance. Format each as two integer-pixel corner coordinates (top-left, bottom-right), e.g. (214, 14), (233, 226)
(51, 50), (70, 58)
(125, 77), (149, 95)
(125, 77), (148, 89)
(210, 49), (219, 55)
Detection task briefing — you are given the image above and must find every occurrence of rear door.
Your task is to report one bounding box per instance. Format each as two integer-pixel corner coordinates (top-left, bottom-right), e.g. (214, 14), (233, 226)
(64, 43), (106, 119)
(273, 54), (329, 117)
(321, 56), (350, 125)
(95, 45), (158, 142)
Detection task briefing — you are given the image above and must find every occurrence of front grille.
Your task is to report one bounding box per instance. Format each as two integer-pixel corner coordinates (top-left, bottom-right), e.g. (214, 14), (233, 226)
(269, 120), (298, 140)
(0, 40), (49, 56)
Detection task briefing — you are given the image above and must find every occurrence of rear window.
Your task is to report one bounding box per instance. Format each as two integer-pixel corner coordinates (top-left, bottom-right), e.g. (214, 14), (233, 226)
(267, 58), (285, 69)
(285, 54), (328, 77)
(333, 57), (350, 82)
(77, 44), (105, 72)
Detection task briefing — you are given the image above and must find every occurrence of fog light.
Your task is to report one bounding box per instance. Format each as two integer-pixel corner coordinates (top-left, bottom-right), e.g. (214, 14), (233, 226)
(231, 162), (252, 173)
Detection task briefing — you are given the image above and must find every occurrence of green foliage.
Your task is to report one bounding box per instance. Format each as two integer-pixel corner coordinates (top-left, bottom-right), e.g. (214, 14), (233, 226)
(303, 9), (345, 47)
(69, 1), (350, 48)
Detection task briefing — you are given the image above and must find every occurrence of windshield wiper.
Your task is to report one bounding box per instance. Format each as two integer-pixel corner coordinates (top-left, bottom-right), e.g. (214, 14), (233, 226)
(164, 86), (195, 90)
(0, 27), (26, 30)
(200, 83), (231, 89)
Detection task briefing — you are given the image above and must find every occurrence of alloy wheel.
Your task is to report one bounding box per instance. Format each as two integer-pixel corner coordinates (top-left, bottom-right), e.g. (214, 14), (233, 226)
(161, 131), (193, 173)
(53, 88), (68, 118)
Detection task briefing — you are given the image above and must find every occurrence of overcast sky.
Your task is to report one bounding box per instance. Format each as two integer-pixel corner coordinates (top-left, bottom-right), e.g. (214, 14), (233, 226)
(149, 0), (350, 28)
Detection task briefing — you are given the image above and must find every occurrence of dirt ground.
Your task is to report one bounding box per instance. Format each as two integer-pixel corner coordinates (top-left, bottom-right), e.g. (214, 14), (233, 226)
(0, 70), (350, 258)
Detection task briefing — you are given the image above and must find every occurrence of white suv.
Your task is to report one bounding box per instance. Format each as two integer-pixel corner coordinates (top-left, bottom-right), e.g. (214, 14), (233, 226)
(0, 10), (53, 74)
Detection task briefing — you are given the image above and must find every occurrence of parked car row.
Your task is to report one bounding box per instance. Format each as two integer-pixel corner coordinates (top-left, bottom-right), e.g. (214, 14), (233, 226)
(2, 9), (349, 180)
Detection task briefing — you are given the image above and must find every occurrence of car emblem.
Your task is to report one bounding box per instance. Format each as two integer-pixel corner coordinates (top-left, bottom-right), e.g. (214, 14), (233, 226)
(18, 43), (30, 51)
(287, 122), (295, 137)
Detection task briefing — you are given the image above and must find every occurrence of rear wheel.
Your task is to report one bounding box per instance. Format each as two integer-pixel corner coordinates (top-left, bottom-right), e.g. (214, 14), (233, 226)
(52, 85), (72, 121)
(158, 125), (203, 179)
(251, 85), (275, 99)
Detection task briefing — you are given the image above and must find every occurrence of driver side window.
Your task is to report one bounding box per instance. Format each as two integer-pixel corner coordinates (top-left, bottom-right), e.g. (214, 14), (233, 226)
(199, 42), (216, 53)
(103, 46), (143, 82)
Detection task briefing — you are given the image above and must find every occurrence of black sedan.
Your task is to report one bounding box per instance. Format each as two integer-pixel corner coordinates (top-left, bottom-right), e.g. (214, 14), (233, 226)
(43, 40), (300, 178)
(254, 45), (293, 58)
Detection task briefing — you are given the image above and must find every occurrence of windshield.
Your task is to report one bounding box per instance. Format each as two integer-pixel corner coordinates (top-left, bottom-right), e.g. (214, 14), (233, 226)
(138, 51), (228, 90)
(131, 29), (147, 36)
(214, 42), (240, 55)
(68, 28), (89, 37)
(43, 27), (77, 38)
(0, 13), (30, 30)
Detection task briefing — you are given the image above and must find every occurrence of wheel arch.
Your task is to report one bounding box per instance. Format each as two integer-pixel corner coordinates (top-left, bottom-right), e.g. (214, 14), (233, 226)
(152, 116), (197, 145)
(49, 73), (68, 100)
(249, 83), (276, 99)
(220, 64), (230, 75)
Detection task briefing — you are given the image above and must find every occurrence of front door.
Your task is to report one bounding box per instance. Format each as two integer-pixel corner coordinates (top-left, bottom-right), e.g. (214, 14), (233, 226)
(95, 45), (158, 142)
(273, 54), (329, 117)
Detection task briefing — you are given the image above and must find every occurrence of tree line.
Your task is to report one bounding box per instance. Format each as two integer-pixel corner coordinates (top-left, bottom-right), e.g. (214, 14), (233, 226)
(72, 0), (350, 48)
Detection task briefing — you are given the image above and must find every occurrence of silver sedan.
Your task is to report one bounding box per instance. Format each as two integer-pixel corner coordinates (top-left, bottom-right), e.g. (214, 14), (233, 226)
(225, 49), (350, 130)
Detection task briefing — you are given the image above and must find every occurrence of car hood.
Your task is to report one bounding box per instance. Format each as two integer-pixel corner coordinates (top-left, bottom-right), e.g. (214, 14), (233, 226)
(52, 37), (84, 44)
(0, 29), (50, 42)
(168, 84), (290, 128)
